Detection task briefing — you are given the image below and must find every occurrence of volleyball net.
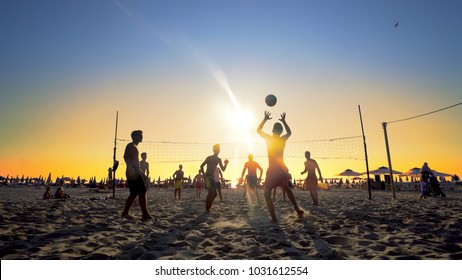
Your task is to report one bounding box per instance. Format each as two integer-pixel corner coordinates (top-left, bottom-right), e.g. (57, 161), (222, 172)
(115, 136), (365, 166)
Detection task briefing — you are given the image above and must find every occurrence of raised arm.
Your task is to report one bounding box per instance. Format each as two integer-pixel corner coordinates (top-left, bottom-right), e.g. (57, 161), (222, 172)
(279, 112), (291, 139)
(257, 111), (272, 138)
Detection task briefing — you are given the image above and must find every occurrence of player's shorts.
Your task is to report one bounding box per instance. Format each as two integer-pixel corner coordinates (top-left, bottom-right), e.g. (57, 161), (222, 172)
(264, 167), (289, 190)
(247, 175), (258, 187)
(204, 176), (217, 190)
(127, 175), (147, 196)
(174, 180), (183, 189)
(195, 182), (202, 189)
(304, 175), (318, 191)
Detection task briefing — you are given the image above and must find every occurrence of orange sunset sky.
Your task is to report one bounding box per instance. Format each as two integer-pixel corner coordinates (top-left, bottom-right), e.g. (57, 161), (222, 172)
(1, 1), (461, 183)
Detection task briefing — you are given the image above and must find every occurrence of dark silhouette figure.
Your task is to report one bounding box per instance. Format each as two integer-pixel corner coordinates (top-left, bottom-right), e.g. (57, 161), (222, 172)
(43, 186), (54, 199)
(301, 151), (323, 206)
(121, 130), (152, 221)
(173, 164), (184, 200)
(421, 162), (432, 183)
(54, 187), (70, 199)
(200, 144), (228, 212)
(140, 152), (150, 186)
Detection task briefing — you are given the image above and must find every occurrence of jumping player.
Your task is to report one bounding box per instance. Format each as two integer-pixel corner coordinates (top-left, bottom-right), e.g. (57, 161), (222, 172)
(257, 111), (304, 222)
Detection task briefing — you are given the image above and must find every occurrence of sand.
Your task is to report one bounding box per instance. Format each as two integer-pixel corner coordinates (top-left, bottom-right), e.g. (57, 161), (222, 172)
(0, 186), (461, 260)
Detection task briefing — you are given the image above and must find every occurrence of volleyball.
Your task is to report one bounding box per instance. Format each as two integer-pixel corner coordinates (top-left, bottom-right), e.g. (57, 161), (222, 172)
(265, 94), (277, 107)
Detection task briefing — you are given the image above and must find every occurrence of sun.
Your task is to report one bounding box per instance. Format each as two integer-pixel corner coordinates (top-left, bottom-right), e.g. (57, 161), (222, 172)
(227, 108), (256, 152)
(228, 109), (255, 131)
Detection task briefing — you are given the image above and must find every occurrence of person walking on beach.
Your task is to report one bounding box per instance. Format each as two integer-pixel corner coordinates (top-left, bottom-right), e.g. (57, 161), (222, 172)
(173, 164), (184, 200)
(200, 144), (229, 212)
(193, 170), (204, 199)
(241, 153), (263, 204)
(257, 111), (304, 222)
(140, 152), (150, 186)
(121, 130), (153, 221)
(301, 151), (323, 206)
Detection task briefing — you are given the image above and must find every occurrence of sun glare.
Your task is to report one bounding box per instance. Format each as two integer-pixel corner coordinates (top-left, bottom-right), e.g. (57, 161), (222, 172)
(228, 108), (256, 153)
(228, 109), (254, 131)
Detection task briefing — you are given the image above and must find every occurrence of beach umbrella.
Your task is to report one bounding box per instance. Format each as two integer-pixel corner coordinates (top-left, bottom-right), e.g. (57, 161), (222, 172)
(402, 167), (421, 177)
(431, 170), (452, 178)
(336, 169), (362, 177)
(368, 166), (402, 175)
(46, 173), (52, 185)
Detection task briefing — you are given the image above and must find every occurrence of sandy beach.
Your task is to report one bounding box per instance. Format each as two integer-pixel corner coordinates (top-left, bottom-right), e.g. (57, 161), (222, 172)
(0, 186), (461, 260)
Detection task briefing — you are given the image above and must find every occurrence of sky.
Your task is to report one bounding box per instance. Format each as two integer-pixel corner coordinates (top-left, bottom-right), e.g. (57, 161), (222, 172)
(1, 0), (461, 183)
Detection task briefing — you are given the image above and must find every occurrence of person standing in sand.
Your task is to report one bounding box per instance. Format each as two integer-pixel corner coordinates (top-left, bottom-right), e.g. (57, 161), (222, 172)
(140, 152), (150, 186)
(257, 111), (304, 222)
(173, 164), (184, 200)
(200, 144), (229, 212)
(421, 162), (432, 182)
(193, 170), (204, 199)
(241, 153), (263, 204)
(301, 151), (323, 206)
(121, 130), (153, 221)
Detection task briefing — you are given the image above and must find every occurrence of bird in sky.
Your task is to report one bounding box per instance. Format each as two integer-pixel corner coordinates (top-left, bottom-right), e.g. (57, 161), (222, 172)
(394, 21), (399, 28)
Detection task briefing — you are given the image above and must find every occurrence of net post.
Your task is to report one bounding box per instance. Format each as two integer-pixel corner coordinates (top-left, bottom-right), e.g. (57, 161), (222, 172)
(382, 122), (396, 199)
(358, 105), (372, 199)
(112, 111), (119, 199)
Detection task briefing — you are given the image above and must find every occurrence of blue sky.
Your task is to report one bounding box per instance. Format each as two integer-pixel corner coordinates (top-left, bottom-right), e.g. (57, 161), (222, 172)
(1, 0), (461, 179)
